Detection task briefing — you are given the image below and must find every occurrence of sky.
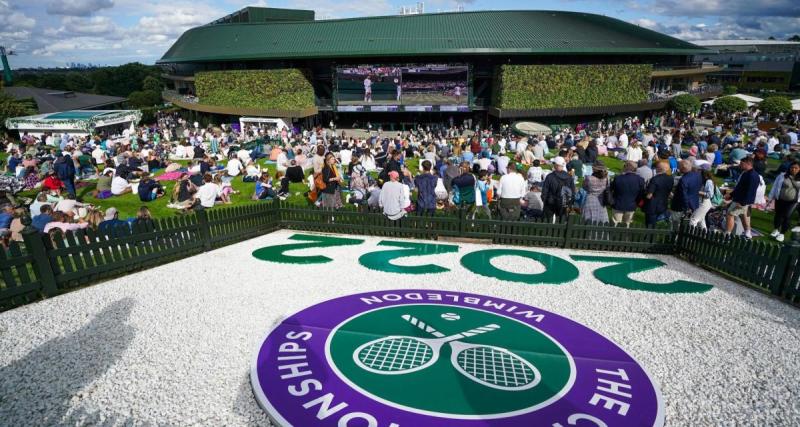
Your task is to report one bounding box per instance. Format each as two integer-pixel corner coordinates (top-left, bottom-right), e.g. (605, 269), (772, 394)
(1, 0), (799, 68)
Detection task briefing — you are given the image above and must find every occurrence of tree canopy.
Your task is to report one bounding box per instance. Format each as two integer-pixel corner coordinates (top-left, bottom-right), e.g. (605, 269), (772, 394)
(759, 96), (793, 116)
(13, 63), (161, 98)
(712, 96), (748, 114)
(668, 94), (701, 114)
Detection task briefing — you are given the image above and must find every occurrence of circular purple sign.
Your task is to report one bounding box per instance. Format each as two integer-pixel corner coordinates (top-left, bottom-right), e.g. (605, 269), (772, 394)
(251, 290), (664, 426)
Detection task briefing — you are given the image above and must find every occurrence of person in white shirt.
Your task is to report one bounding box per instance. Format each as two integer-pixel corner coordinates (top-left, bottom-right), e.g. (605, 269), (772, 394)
(276, 149), (289, 172)
(767, 135), (779, 153)
(618, 132), (629, 150)
(515, 138), (528, 155)
(111, 176), (131, 195)
(626, 140), (643, 163)
(226, 157), (243, 176)
(339, 146), (352, 166)
(497, 162), (527, 220)
(496, 155), (510, 175)
(237, 148), (251, 165)
(91, 146), (106, 165)
(195, 174), (220, 208)
(364, 76), (372, 102)
(527, 160), (548, 185)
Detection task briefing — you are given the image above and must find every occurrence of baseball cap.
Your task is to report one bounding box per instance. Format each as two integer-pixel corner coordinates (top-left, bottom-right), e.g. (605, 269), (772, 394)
(552, 156), (566, 167)
(104, 207), (118, 220)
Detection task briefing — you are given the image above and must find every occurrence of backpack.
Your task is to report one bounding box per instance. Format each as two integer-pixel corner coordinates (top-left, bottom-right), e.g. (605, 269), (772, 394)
(710, 185), (723, 207)
(559, 184), (575, 209)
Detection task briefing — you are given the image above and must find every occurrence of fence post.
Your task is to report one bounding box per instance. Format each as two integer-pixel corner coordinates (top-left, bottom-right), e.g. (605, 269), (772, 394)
(458, 208), (465, 237)
(20, 218), (59, 297)
(674, 218), (690, 255)
(195, 207), (212, 252)
(273, 199), (282, 230)
(773, 237), (800, 297)
(563, 215), (575, 249)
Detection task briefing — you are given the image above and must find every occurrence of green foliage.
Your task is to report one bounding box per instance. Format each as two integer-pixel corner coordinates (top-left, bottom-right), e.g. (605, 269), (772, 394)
(127, 90), (162, 108)
(668, 94), (701, 114)
(492, 64), (652, 110)
(723, 85), (737, 95)
(713, 96), (748, 114)
(758, 96), (792, 116)
(11, 63), (160, 98)
(143, 75), (162, 93)
(195, 69), (315, 111)
(0, 92), (36, 130)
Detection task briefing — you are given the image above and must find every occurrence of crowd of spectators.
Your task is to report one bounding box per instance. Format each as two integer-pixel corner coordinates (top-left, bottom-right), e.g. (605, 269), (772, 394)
(0, 108), (797, 249)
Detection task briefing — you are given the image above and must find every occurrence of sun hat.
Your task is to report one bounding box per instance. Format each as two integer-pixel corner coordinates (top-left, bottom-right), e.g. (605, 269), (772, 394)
(552, 156), (566, 167)
(104, 207), (118, 220)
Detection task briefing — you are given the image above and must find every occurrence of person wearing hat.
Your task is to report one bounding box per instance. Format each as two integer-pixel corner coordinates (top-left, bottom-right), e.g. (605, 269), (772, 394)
(541, 156), (575, 223)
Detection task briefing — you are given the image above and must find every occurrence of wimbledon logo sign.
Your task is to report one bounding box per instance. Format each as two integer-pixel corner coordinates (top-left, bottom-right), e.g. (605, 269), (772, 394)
(251, 290), (664, 426)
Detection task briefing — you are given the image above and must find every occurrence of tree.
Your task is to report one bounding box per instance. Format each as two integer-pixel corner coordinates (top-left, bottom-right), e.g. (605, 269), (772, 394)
(759, 96), (792, 116)
(768, 36), (776, 40)
(789, 35), (800, 42)
(668, 94), (701, 114)
(713, 96), (748, 114)
(65, 73), (93, 92)
(142, 75), (162, 93)
(127, 90), (162, 107)
(723, 85), (737, 95)
(0, 92), (36, 130)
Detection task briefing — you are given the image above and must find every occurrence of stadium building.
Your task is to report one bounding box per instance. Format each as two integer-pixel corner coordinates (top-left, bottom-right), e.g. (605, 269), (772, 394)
(693, 40), (800, 92)
(158, 7), (722, 127)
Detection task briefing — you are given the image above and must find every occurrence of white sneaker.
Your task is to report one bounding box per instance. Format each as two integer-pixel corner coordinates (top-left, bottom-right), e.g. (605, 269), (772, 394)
(770, 229), (781, 238)
(776, 234), (785, 243)
(744, 230), (753, 239)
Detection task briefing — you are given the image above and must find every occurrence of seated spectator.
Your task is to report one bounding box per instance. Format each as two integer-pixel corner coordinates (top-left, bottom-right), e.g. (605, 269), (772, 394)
(98, 207), (128, 236)
(111, 174), (132, 196)
(54, 194), (85, 217)
(254, 172), (277, 200)
(42, 170), (64, 192)
(214, 174), (234, 204)
(93, 170), (114, 199)
(0, 204), (13, 229)
(137, 174), (165, 202)
(195, 173), (220, 208)
(521, 184), (544, 219)
(32, 204), (54, 232)
(226, 156), (244, 177)
(244, 160), (261, 182)
(132, 206), (156, 232)
(43, 211), (89, 233)
(171, 173), (197, 210)
(285, 159), (305, 183)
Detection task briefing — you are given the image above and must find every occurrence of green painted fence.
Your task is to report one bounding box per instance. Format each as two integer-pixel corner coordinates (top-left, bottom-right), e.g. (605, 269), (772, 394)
(0, 201), (797, 311)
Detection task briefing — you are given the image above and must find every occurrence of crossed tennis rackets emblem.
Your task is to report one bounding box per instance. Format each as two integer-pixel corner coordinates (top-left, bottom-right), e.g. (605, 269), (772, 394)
(353, 314), (541, 391)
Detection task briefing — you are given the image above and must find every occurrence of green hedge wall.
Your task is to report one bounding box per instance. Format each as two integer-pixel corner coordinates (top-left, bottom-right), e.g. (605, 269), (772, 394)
(492, 64), (652, 110)
(195, 69), (315, 111)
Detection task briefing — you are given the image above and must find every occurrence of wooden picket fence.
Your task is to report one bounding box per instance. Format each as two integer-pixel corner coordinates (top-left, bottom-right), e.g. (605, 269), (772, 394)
(0, 201), (797, 311)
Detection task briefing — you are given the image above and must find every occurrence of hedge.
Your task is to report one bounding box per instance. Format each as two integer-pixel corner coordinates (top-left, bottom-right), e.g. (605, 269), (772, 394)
(195, 69), (315, 111)
(669, 94), (701, 114)
(759, 96), (792, 116)
(713, 96), (748, 114)
(492, 64), (652, 110)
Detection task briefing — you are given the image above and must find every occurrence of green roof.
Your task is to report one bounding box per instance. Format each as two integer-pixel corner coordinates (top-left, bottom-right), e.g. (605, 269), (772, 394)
(159, 10), (709, 64)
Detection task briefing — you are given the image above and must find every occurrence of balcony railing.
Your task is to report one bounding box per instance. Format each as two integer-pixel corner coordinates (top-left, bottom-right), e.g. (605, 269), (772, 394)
(647, 84), (723, 101)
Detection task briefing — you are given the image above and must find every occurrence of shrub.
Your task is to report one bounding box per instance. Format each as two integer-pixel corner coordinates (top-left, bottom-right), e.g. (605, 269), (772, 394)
(194, 69), (315, 111)
(712, 96), (748, 114)
(492, 64), (652, 110)
(669, 94), (701, 114)
(759, 96), (792, 116)
(723, 85), (737, 95)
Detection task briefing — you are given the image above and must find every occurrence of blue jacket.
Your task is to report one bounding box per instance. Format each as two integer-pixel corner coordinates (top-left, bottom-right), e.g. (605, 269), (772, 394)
(671, 171), (701, 212)
(31, 214), (53, 232)
(611, 172), (645, 212)
(53, 156), (75, 181)
(414, 173), (438, 210)
(732, 169), (761, 205)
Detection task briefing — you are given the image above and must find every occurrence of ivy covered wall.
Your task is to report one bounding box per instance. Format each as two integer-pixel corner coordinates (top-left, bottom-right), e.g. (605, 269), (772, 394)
(492, 64), (652, 110)
(194, 69), (315, 111)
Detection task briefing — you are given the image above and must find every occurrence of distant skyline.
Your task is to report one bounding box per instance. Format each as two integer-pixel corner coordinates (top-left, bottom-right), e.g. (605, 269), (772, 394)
(1, 0), (799, 68)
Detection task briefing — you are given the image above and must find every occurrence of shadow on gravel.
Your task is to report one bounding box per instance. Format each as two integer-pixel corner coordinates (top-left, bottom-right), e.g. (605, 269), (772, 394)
(0, 298), (137, 425)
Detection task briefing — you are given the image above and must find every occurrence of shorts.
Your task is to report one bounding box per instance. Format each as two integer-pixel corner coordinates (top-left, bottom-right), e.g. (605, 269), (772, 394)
(727, 202), (749, 217)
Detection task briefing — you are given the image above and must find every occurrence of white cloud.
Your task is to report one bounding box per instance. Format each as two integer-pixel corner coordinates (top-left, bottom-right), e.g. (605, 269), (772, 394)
(46, 0), (115, 16)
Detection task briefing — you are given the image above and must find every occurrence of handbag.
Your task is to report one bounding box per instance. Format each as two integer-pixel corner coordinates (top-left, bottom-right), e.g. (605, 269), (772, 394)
(601, 179), (614, 207)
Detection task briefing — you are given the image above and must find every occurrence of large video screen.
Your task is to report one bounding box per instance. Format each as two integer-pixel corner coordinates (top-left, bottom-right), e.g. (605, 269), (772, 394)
(336, 64), (469, 107)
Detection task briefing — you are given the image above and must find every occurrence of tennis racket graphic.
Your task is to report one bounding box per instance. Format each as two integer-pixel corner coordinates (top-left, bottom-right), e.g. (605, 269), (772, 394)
(403, 314), (541, 391)
(353, 319), (500, 376)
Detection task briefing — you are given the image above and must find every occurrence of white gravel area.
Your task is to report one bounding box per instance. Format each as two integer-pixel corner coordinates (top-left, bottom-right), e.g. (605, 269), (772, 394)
(1, 230), (799, 426)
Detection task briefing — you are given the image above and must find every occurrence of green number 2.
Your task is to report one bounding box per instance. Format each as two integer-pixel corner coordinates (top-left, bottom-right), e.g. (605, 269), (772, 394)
(359, 241), (460, 274)
(570, 255), (713, 293)
(252, 234), (364, 264)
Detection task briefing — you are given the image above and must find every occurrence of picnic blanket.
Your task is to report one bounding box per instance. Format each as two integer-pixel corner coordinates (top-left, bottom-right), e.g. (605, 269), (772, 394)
(155, 171), (185, 181)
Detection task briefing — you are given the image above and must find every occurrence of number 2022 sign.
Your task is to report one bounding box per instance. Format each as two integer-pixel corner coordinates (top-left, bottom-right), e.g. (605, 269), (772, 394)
(251, 234), (712, 294)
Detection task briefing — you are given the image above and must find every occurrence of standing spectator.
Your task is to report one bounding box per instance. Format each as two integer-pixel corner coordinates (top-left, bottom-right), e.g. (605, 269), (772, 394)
(497, 162), (526, 221)
(611, 161), (645, 227)
(643, 161), (673, 228)
(414, 160), (438, 216)
(691, 169), (717, 230)
(541, 156), (575, 223)
(726, 157), (760, 239)
(767, 161), (800, 242)
(671, 160), (702, 226)
(451, 162), (476, 214)
(581, 164), (609, 223)
(320, 153), (343, 209)
(53, 152), (77, 198)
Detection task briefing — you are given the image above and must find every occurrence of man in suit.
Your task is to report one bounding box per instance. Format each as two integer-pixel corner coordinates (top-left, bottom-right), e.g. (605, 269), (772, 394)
(643, 161), (674, 228)
(611, 161), (645, 227)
